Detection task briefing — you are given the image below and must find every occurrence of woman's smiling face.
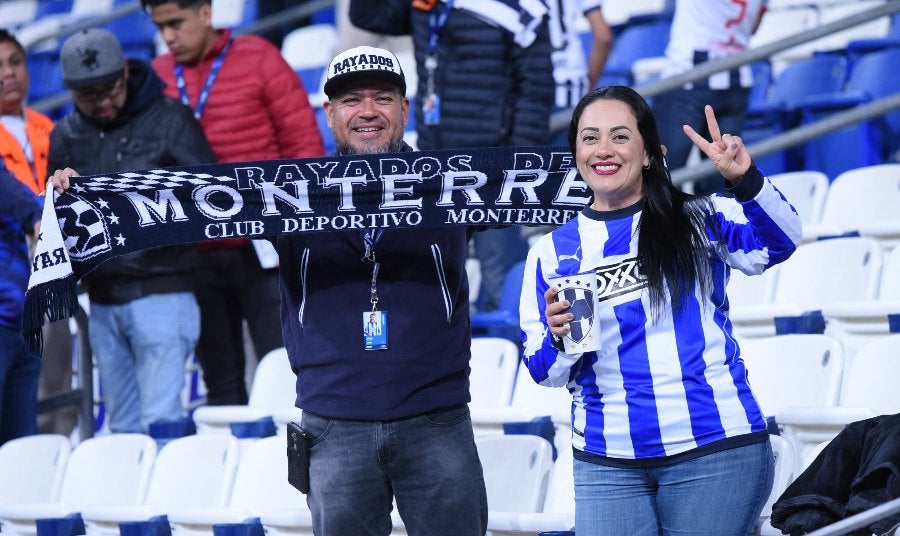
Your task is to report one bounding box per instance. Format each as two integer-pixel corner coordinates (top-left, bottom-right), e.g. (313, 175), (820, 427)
(575, 99), (649, 211)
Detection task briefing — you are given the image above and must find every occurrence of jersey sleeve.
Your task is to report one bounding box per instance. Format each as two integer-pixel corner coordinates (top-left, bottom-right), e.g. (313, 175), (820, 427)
(708, 166), (803, 275)
(519, 238), (583, 388)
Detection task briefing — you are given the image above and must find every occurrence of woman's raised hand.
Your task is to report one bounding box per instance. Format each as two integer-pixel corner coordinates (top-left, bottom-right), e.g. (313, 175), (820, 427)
(682, 105), (751, 184)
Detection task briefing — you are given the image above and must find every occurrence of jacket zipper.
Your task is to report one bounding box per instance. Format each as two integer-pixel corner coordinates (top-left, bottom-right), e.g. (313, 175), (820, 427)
(298, 247), (309, 328)
(431, 244), (453, 323)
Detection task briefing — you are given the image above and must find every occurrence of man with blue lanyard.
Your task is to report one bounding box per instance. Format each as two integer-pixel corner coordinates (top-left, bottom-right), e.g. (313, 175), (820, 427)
(142, 0), (324, 407)
(276, 46), (488, 535)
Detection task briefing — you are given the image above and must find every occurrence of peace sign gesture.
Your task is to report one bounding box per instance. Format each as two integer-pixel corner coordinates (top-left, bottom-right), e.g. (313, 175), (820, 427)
(682, 105), (752, 185)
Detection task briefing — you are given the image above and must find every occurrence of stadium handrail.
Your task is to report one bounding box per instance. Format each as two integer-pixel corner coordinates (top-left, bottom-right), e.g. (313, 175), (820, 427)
(806, 496), (900, 536)
(637, 0), (900, 100)
(26, 0), (337, 114)
(549, 0), (900, 131)
(549, 0), (900, 185)
(672, 92), (900, 185)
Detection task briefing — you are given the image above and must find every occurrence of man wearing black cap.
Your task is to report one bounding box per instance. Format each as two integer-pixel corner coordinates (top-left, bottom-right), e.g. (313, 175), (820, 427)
(47, 28), (216, 434)
(278, 45), (488, 535)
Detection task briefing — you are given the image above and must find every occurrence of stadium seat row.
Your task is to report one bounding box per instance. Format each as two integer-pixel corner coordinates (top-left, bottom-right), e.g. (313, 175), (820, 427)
(0, 431), (571, 536)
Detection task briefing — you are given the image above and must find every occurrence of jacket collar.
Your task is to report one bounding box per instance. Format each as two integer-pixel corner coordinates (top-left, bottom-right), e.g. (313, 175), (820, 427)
(203, 29), (232, 63)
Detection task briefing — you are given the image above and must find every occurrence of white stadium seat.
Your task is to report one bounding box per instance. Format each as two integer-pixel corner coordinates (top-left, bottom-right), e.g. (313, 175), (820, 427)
(477, 435), (554, 515)
(758, 435), (797, 536)
(823, 245), (900, 358)
(192, 347), (298, 436)
(81, 434), (240, 535)
(487, 443), (576, 535)
(740, 334), (845, 419)
(768, 170), (829, 231)
(168, 435), (311, 536)
(469, 337), (520, 410)
(805, 164), (900, 248)
(729, 237), (882, 339)
(0, 433), (157, 536)
(0, 435), (71, 506)
(778, 334), (900, 468)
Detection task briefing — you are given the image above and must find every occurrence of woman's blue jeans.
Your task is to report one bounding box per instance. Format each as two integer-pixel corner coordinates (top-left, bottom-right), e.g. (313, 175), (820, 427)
(574, 439), (774, 535)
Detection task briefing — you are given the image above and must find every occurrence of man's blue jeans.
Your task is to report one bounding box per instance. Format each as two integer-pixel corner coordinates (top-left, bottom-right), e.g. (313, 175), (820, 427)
(0, 325), (41, 444)
(301, 405), (488, 535)
(574, 439), (774, 535)
(89, 292), (199, 433)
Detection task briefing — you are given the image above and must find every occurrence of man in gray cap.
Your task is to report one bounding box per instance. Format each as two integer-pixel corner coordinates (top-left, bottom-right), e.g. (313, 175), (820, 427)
(48, 28), (215, 435)
(277, 45), (488, 535)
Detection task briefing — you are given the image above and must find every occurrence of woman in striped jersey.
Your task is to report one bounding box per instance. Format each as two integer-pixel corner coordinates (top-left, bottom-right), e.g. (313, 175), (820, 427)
(520, 85), (802, 535)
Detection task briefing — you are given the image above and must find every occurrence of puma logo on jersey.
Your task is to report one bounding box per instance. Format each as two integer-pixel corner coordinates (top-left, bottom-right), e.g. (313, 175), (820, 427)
(595, 258), (647, 302)
(557, 246), (582, 263)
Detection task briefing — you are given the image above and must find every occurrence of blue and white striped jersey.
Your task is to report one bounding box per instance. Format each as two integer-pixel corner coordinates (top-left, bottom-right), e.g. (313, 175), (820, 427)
(520, 169), (801, 461)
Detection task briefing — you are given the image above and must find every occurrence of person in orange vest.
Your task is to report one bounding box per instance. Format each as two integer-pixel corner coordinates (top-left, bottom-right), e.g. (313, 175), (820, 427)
(0, 29), (53, 195)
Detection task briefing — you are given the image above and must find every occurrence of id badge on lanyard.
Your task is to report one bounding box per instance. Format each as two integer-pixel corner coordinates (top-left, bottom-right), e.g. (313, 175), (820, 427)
(361, 229), (388, 350)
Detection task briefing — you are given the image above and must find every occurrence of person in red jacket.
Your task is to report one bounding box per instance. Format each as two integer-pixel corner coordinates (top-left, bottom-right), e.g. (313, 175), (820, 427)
(142, 0), (325, 406)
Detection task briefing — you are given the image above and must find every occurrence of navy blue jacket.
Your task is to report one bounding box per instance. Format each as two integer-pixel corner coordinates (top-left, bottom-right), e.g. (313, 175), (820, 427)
(350, 0), (555, 150)
(0, 163), (41, 330)
(276, 147), (475, 419)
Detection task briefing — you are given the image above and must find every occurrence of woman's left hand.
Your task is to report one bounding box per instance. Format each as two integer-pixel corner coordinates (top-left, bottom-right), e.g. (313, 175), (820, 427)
(682, 105), (751, 185)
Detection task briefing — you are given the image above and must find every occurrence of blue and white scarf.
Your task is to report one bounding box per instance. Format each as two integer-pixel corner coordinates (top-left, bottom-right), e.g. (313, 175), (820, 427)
(452, 0), (548, 47)
(25, 145), (584, 352)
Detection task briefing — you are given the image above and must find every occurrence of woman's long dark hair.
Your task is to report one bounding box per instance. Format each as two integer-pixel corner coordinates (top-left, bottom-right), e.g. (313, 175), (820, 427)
(568, 86), (716, 319)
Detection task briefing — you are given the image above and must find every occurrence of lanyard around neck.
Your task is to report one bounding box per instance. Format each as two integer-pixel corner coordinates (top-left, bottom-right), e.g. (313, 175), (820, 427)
(174, 39), (233, 120)
(428, 0), (456, 56)
(360, 228), (384, 264)
(360, 229), (384, 312)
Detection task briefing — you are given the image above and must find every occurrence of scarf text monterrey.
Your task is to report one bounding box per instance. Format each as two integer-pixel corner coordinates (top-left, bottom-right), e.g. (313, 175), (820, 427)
(25, 145), (585, 353)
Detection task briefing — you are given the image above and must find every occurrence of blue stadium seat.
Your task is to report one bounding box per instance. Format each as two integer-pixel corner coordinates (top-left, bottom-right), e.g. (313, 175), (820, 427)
(314, 107), (335, 155)
(311, 5), (336, 25)
(800, 47), (900, 179)
(471, 260), (526, 343)
(595, 69), (631, 89)
(594, 18), (671, 87)
(406, 95), (417, 133)
(747, 53), (848, 128)
(67, 0), (115, 22)
(742, 53), (848, 174)
(35, 0), (73, 18)
(845, 11), (900, 57)
(238, 0), (258, 31)
(26, 50), (64, 102)
(748, 60), (772, 111)
(296, 66), (325, 97)
(104, 8), (159, 61)
(743, 60), (778, 172)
